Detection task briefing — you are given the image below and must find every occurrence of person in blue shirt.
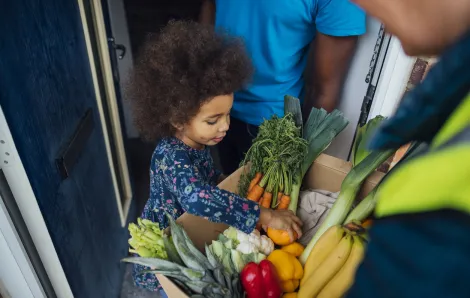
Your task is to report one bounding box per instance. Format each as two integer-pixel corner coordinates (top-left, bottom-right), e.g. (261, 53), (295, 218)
(200, 0), (366, 174)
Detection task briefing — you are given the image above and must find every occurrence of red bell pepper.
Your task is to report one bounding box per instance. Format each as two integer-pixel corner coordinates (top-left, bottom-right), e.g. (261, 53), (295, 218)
(240, 260), (282, 298)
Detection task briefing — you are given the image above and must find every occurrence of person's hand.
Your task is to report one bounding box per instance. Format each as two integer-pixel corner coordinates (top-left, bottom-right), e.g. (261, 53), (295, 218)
(259, 207), (303, 241)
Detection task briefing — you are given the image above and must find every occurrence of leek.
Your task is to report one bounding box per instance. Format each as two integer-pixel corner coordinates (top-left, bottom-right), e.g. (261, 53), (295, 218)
(351, 115), (385, 166)
(284, 95), (349, 213)
(343, 185), (379, 223)
(284, 95), (303, 132)
(299, 149), (394, 264)
(344, 141), (426, 223)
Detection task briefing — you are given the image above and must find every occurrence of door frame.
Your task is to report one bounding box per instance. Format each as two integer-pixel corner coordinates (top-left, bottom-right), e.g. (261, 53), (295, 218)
(368, 36), (416, 119)
(79, 0), (133, 227)
(0, 107), (74, 298)
(0, 192), (45, 298)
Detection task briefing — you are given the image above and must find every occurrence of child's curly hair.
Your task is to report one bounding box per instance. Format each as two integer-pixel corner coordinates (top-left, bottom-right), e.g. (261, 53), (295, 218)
(126, 20), (253, 141)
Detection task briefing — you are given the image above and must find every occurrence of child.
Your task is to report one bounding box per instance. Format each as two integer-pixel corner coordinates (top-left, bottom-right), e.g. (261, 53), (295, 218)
(127, 20), (303, 294)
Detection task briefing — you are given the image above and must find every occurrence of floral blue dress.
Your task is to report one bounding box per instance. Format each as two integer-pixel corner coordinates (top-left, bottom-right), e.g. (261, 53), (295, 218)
(133, 137), (260, 292)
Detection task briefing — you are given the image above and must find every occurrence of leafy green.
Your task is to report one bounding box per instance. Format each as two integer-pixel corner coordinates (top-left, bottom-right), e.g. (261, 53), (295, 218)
(238, 113), (308, 198)
(230, 250), (247, 273)
(351, 115), (386, 166)
(128, 218), (167, 259)
(284, 95), (303, 131)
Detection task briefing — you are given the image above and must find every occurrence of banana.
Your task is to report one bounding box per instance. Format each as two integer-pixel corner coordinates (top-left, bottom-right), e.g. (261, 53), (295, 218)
(343, 221), (366, 234)
(317, 235), (365, 298)
(300, 225), (345, 286)
(298, 234), (353, 298)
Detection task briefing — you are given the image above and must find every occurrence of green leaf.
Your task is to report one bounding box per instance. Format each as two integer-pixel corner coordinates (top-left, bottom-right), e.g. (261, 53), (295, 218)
(284, 95), (303, 129)
(351, 115), (386, 166)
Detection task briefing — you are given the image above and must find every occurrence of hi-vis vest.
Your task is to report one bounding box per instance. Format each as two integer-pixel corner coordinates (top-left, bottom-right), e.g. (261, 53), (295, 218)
(375, 94), (470, 218)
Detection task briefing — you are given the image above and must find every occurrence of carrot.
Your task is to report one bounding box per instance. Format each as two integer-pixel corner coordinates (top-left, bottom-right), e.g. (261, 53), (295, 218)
(247, 185), (264, 202)
(246, 167), (275, 202)
(248, 172), (263, 192)
(276, 195), (291, 210)
(258, 193), (265, 206)
(261, 191), (273, 209)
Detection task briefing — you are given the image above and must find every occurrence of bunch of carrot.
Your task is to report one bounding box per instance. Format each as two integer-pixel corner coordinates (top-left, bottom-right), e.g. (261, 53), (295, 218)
(238, 114), (307, 211)
(246, 168), (291, 210)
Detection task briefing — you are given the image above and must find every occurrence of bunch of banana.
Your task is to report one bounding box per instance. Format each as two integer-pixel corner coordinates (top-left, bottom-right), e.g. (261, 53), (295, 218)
(298, 222), (366, 298)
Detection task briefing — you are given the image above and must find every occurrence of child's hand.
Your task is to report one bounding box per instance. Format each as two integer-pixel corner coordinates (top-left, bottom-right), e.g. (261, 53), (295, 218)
(259, 207), (303, 241)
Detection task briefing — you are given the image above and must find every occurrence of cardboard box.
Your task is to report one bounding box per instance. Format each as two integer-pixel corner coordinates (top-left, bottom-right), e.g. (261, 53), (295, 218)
(157, 154), (385, 297)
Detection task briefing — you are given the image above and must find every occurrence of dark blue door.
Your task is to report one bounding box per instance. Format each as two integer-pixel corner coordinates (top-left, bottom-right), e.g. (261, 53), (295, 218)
(0, 1), (131, 297)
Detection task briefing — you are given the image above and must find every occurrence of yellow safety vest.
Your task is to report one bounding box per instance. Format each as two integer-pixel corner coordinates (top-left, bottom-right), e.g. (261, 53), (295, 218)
(375, 94), (470, 218)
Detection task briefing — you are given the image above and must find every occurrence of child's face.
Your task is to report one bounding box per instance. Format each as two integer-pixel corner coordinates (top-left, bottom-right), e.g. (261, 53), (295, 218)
(177, 94), (233, 149)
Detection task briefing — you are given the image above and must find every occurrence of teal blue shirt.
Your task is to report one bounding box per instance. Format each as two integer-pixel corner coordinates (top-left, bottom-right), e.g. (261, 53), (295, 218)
(215, 0), (366, 125)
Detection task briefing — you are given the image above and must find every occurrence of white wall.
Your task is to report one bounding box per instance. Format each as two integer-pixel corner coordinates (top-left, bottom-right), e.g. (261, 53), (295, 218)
(326, 17), (382, 160)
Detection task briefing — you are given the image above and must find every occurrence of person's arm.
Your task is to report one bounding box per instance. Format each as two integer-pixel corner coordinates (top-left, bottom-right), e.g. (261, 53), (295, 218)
(199, 0), (215, 25)
(304, 34), (358, 115)
(170, 150), (302, 238)
(171, 150), (260, 233)
(346, 210), (470, 298)
(304, 0), (366, 116)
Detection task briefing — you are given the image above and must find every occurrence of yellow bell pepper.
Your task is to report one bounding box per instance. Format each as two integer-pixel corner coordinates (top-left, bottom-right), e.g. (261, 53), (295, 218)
(267, 250), (303, 293)
(281, 242), (305, 257)
(282, 292), (298, 298)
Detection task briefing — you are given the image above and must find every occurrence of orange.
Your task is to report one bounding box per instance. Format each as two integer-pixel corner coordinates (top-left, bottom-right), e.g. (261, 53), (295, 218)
(267, 228), (298, 246)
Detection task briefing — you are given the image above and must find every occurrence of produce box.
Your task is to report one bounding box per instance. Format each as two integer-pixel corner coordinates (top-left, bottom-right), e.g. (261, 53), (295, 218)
(156, 153), (384, 297)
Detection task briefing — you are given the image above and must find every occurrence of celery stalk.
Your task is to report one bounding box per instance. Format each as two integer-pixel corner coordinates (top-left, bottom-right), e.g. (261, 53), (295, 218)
(299, 149), (394, 265)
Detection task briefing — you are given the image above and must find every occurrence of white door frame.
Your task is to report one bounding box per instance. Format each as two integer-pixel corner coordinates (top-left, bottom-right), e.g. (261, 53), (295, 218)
(368, 36), (416, 119)
(0, 193), (45, 298)
(0, 107), (74, 298)
(81, 0), (133, 227)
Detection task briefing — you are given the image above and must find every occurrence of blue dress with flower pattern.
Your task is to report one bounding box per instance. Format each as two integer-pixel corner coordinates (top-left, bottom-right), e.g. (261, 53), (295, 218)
(133, 137), (260, 291)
